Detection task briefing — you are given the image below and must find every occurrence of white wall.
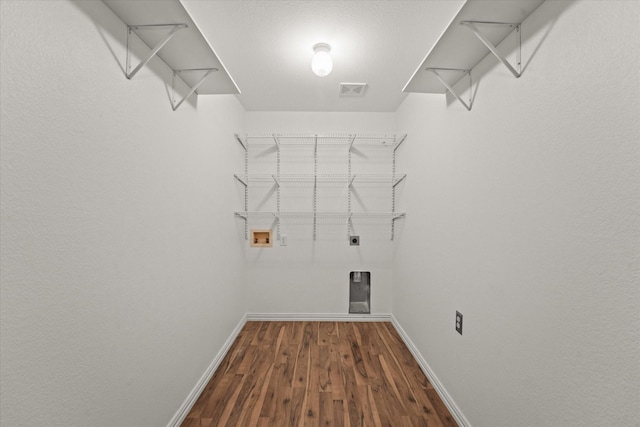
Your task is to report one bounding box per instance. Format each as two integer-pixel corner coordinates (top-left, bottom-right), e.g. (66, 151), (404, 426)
(243, 112), (398, 314)
(0, 2), (246, 426)
(394, 1), (639, 426)
(2, 1), (638, 426)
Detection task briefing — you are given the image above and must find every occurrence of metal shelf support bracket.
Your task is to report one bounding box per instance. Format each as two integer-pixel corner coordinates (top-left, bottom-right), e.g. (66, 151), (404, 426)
(393, 175), (407, 188)
(171, 68), (218, 111)
(426, 68), (472, 111)
(272, 134), (281, 148)
(348, 135), (357, 153)
(460, 21), (522, 78)
(234, 212), (248, 240)
(391, 213), (406, 240)
(126, 24), (187, 79)
(235, 134), (247, 151)
(234, 174), (247, 187)
(393, 134), (407, 153)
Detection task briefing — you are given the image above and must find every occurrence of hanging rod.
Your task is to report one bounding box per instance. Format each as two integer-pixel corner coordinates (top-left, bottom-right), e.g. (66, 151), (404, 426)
(460, 21), (522, 78)
(126, 24), (187, 79)
(425, 68), (473, 111)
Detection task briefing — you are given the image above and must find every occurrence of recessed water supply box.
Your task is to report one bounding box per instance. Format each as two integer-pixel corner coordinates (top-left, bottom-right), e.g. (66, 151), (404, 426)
(250, 229), (272, 247)
(349, 271), (371, 314)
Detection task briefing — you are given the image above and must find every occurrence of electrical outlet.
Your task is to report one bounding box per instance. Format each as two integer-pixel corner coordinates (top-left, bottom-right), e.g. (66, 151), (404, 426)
(281, 235), (287, 246)
(455, 311), (463, 335)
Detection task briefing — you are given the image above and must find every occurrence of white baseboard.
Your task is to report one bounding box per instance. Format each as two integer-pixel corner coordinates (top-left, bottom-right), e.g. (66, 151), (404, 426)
(246, 312), (393, 322)
(167, 314), (247, 427)
(390, 315), (470, 427)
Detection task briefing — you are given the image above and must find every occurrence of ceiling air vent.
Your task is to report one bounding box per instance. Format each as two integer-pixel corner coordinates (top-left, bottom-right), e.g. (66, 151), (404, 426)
(339, 83), (367, 97)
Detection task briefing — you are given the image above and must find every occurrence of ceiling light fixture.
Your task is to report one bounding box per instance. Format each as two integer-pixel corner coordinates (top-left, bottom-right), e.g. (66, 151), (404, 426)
(311, 43), (332, 77)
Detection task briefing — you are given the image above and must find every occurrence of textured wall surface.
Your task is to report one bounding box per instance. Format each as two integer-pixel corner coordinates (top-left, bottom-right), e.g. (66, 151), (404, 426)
(243, 112), (398, 314)
(395, 1), (639, 426)
(2, 1), (639, 426)
(0, 1), (246, 426)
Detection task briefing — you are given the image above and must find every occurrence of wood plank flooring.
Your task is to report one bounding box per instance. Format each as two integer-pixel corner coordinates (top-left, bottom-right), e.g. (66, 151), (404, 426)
(182, 321), (457, 427)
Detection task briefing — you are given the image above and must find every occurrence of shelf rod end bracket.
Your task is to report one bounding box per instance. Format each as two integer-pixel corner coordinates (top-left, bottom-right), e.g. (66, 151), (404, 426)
(426, 68), (472, 111)
(460, 21), (522, 78)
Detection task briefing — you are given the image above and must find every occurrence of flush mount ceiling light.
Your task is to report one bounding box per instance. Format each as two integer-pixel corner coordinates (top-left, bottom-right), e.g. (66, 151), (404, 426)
(311, 43), (332, 77)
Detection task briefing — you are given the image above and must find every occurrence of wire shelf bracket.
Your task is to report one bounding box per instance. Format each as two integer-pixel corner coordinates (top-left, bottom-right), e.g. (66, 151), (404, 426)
(171, 68), (218, 111)
(426, 68), (473, 111)
(234, 174), (248, 187)
(235, 134), (247, 151)
(347, 134), (357, 153)
(126, 24), (187, 80)
(393, 134), (407, 153)
(460, 21), (522, 78)
(393, 175), (407, 188)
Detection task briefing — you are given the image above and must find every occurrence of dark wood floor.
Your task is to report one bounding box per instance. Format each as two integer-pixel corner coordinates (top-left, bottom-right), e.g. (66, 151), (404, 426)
(182, 321), (457, 427)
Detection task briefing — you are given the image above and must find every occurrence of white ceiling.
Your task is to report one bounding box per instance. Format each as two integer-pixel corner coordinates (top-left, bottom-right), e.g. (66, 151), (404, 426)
(181, 0), (466, 112)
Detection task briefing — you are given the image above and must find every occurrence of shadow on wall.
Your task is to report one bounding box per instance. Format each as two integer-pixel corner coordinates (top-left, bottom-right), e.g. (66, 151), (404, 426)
(445, 0), (578, 109)
(70, 1), (197, 110)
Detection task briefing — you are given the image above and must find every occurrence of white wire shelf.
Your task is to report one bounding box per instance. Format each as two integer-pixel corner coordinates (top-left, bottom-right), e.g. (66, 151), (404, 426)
(235, 133), (407, 150)
(234, 174), (407, 186)
(235, 131), (407, 241)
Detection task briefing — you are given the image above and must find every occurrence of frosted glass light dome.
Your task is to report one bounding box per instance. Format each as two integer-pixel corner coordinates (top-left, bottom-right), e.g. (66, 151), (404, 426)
(311, 43), (332, 77)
